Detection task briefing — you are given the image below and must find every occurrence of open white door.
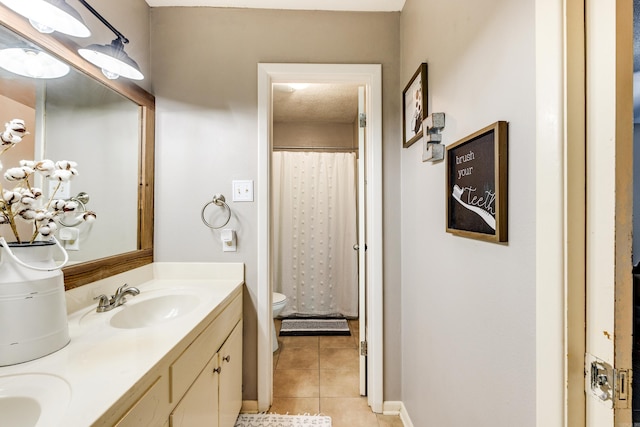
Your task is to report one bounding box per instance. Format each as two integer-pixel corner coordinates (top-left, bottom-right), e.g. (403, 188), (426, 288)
(357, 86), (367, 396)
(584, 1), (633, 426)
(257, 64), (383, 412)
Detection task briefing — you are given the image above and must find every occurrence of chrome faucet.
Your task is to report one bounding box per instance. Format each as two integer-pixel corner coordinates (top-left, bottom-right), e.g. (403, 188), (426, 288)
(94, 283), (140, 312)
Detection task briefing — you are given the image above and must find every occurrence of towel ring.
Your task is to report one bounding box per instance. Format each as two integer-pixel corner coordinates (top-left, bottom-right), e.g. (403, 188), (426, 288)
(201, 194), (231, 229)
(59, 192), (90, 227)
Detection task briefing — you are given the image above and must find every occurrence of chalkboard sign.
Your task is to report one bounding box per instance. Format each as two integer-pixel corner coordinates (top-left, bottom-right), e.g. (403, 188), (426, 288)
(446, 121), (508, 242)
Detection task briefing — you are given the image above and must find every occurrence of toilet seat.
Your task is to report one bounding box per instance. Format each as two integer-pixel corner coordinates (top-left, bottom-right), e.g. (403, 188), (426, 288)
(273, 292), (287, 308)
(272, 292), (287, 352)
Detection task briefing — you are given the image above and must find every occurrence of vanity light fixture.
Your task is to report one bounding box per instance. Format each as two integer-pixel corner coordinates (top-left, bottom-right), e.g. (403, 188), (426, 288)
(75, 0), (144, 80)
(0, 48), (70, 79)
(78, 37), (144, 80)
(0, 0), (91, 37)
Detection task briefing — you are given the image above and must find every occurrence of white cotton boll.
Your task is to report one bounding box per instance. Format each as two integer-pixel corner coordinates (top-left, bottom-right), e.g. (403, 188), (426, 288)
(2, 190), (21, 204)
(37, 162), (55, 176)
(4, 167), (28, 181)
(17, 187), (32, 196)
(63, 201), (78, 212)
(30, 188), (42, 199)
(19, 160), (35, 168)
(20, 195), (36, 206)
(6, 119), (27, 137)
(51, 199), (66, 210)
(55, 160), (77, 171)
(34, 211), (46, 221)
(0, 213), (9, 224)
(0, 131), (20, 145)
(51, 169), (73, 182)
(35, 160), (55, 176)
(38, 225), (52, 236)
(83, 211), (97, 222)
(18, 208), (36, 220)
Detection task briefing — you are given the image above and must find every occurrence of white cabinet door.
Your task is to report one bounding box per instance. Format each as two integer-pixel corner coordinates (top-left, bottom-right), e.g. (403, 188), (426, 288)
(170, 355), (220, 427)
(218, 320), (243, 427)
(115, 376), (169, 427)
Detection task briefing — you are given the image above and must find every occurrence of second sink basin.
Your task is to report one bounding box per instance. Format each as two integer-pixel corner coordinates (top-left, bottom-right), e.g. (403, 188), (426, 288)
(110, 294), (201, 329)
(0, 374), (71, 427)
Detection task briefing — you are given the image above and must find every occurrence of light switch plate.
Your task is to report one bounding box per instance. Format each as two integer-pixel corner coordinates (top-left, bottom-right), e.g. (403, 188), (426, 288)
(232, 180), (253, 202)
(49, 180), (71, 199)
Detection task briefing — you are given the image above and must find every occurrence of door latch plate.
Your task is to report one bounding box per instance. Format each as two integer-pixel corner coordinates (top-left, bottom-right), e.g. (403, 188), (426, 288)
(584, 353), (631, 407)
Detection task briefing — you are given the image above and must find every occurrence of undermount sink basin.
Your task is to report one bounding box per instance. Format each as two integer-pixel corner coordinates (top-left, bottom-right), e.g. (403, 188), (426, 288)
(109, 294), (200, 329)
(0, 374), (71, 427)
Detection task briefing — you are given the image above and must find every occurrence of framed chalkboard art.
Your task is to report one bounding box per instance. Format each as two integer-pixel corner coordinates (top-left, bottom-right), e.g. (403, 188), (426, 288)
(402, 63), (428, 148)
(445, 121), (508, 243)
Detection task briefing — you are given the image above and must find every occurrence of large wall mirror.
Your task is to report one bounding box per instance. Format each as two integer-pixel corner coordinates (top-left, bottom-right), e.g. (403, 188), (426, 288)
(0, 7), (155, 290)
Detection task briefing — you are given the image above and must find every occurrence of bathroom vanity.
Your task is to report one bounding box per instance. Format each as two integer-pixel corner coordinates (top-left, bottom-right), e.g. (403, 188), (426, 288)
(0, 262), (244, 427)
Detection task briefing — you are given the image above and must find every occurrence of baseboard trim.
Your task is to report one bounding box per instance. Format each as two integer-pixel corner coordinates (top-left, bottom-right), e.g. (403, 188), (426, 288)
(383, 401), (414, 427)
(241, 400), (259, 414)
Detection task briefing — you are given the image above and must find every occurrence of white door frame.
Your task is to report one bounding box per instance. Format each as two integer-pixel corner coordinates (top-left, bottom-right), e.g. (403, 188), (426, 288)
(536, 1), (635, 426)
(535, 0), (587, 426)
(256, 63), (384, 412)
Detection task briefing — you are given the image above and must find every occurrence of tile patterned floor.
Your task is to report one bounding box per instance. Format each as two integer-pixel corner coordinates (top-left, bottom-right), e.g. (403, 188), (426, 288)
(271, 319), (403, 427)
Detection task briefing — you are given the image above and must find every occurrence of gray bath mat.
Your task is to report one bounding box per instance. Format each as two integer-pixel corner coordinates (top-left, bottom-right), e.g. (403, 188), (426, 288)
(279, 318), (350, 336)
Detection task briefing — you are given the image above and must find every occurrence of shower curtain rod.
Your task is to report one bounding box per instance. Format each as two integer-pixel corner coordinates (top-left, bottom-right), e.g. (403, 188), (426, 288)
(273, 146), (357, 152)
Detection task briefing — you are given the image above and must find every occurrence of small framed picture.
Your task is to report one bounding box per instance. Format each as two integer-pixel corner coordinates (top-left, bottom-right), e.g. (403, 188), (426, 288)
(402, 63), (428, 148)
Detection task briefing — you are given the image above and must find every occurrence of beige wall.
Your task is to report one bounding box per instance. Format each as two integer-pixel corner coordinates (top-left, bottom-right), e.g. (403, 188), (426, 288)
(150, 8), (402, 401)
(273, 122), (356, 150)
(399, 0), (536, 425)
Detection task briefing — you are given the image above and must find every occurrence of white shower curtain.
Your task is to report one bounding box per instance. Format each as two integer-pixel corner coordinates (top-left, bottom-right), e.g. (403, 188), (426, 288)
(273, 151), (358, 318)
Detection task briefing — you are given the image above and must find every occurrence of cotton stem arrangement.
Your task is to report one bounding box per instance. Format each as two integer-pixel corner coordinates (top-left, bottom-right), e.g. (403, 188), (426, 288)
(0, 119), (96, 243)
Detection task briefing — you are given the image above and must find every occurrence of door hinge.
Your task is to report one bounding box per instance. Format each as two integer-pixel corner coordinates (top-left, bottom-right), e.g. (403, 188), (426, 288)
(359, 113), (367, 128)
(585, 353), (632, 408)
(360, 340), (368, 356)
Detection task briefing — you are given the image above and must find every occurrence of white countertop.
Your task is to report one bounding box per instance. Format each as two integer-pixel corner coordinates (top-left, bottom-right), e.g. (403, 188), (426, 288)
(0, 263), (244, 427)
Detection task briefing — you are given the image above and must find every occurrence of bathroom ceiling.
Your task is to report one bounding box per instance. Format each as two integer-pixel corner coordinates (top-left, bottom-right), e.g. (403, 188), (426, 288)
(144, 0), (406, 11)
(273, 83), (360, 123)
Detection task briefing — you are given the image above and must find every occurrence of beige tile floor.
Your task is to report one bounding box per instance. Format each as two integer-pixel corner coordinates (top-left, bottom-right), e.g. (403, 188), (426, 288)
(271, 319), (403, 427)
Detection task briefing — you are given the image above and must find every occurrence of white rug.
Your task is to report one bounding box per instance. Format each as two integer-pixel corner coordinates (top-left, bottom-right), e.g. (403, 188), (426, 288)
(235, 413), (332, 427)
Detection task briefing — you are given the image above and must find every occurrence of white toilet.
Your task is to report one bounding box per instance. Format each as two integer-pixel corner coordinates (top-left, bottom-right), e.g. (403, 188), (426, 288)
(272, 292), (288, 352)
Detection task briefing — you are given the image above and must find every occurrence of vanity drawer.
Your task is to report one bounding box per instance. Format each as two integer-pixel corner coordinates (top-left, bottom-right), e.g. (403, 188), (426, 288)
(170, 292), (242, 402)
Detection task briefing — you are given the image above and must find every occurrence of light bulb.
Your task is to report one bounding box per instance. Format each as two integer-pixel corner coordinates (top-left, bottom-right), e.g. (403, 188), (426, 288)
(101, 68), (119, 80)
(28, 18), (54, 34)
(24, 50), (45, 78)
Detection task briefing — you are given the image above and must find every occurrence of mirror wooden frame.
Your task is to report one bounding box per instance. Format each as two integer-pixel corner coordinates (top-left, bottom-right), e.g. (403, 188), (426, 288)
(0, 6), (155, 291)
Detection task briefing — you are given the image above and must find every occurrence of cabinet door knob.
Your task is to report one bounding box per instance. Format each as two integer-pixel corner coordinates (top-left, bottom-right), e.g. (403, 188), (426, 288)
(213, 367), (222, 374)
(223, 355), (231, 363)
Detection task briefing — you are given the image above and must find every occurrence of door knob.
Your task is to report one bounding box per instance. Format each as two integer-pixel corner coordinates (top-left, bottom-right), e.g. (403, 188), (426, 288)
(353, 244), (359, 250)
